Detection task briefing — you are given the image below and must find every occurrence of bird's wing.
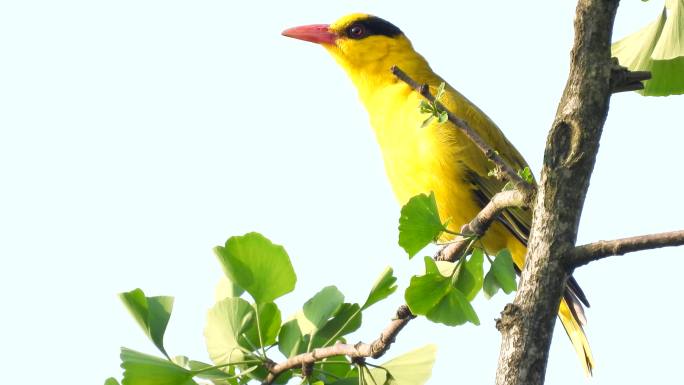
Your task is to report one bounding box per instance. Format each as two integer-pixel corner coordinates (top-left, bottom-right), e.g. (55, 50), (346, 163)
(466, 169), (532, 246)
(446, 90), (592, 308)
(437, 83), (534, 245)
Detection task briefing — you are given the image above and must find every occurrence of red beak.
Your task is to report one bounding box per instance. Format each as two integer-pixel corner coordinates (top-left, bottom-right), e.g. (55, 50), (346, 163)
(282, 24), (337, 45)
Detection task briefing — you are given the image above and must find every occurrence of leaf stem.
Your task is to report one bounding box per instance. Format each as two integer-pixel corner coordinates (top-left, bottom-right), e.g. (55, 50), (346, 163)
(254, 303), (268, 358)
(192, 360), (261, 374)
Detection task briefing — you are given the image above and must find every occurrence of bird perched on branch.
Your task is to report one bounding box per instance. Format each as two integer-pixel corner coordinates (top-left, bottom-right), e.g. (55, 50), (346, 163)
(282, 13), (594, 374)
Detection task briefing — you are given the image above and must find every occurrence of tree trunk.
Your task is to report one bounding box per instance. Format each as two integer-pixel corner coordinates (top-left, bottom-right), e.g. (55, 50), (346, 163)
(494, 1), (620, 384)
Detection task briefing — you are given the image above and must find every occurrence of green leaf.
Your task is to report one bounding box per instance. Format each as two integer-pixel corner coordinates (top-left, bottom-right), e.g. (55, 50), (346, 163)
(483, 249), (518, 298)
(119, 289), (174, 358)
(425, 287), (479, 326)
(181, 359), (239, 382)
(405, 258), (479, 326)
(418, 100), (433, 114)
(214, 232), (296, 304)
(272, 370), (294, 385)
(517, 167), (534, 184)
(297, 286), (345, 335)
(404, 269), (451, 315)
(234, 365), (268, 383)
(204, 297), (255, 365)
(483, 269), (500, 299)
(277, 319), (306, 357)
(314, 303), (363, 348)
(120, 347), (197, 385)
(172, 355), (190, 368)
(242, 302), (281, 349)
(368, 345), (437, 385)
(105, 378), (120, 385)
(362, 267), (398, 310)
(318, 356), (354, 383)
(653, 0), (684, 60)
(454, 249), (484, 301)
(437, 111), (448, 124)
(427, 257), (445, 275)
(329, 373), (361, 385)
(398, 192), (445, 258)
(492, 249), (517, 294)
(215, 276), (245, 301)
(612, 2), (684, 96)
(435, 82), (446, 99)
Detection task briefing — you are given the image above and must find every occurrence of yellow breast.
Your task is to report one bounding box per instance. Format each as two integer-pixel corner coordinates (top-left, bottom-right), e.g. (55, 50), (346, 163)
(357, 77), (523, 259)
(363, 81), (480, 230)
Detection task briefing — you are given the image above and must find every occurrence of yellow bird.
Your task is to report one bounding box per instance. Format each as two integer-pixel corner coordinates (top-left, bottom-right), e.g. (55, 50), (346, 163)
(283, 13), (594, 374)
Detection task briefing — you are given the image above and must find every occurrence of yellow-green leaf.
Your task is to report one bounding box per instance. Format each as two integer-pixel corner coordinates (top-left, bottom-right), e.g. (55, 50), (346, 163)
(368, 345), (437, 385)
(120, 348), (197, 385)
(214, 232), (296, 304)
(119, 289), (174, 358)
(204, 297), (254, 365)
(362, 267), (398, 310)
(398, 192), (445, 258)
(612, 2), (684, 96)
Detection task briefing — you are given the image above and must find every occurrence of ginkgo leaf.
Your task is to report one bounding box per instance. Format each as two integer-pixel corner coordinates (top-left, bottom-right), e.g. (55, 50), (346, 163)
(362, 267), (398, 310)
(368, 345), (437, 385)
(215, 232), (296, 304)
(612, 2), (684, 96)
(297, 286), (344, 335)
(204, 297), (255, 365)
(398, 192), (445, 258)
(215, 276), (245, 301)
(405, 258), (479, 326)
(652, 0), (684, 60)
(119, 289), (174, 358)
(120, 348), (197, 385)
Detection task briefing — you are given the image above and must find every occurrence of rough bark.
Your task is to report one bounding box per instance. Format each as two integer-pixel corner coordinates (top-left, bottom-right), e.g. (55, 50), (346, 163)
(494, 1), (620, 385)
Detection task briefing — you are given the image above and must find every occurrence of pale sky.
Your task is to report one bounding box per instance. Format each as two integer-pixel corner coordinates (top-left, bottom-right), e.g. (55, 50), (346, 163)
(1, 1), (683, 385)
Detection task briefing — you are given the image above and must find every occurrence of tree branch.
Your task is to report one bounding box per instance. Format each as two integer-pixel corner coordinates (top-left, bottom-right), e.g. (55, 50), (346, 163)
(609, 59), (651, 93)
(264, 188), (529, 384)
(263, 305), (414, 384)
(570, 230), (684, 268)
(436, 189), (526, 261)
(391, 66), (535, 197)
(264, 185), (531, 384)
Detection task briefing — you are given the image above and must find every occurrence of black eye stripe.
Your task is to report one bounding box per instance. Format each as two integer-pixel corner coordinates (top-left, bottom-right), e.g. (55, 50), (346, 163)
(344, 16), (403, 39)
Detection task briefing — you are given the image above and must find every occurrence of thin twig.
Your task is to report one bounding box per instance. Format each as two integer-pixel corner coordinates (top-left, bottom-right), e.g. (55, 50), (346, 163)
(263, 305), (414, 384)
(391, 66), (535, 197)
(264, 189), (528, 383)
(436, 190), (527, 261)
(570, 230), (684, 268)
(609, 59), (651, 94)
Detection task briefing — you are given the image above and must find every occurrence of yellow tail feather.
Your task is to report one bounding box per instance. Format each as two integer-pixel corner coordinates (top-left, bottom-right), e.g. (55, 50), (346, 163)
(558, 299), (595, 376)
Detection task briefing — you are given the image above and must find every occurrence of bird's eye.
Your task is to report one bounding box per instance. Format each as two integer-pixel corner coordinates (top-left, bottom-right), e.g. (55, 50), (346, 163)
(348, 24), (366, 38)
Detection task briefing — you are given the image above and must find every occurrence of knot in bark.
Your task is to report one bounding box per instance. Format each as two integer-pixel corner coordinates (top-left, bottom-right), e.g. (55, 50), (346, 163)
(301, 363), (313, 377)
(609, 58), (651, 93)
(395, 304), (415, 320)
(496, 303), (522, 333)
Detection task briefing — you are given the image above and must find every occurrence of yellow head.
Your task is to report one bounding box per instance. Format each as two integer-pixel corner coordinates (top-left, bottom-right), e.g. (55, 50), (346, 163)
(282, 13), (427, 79)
